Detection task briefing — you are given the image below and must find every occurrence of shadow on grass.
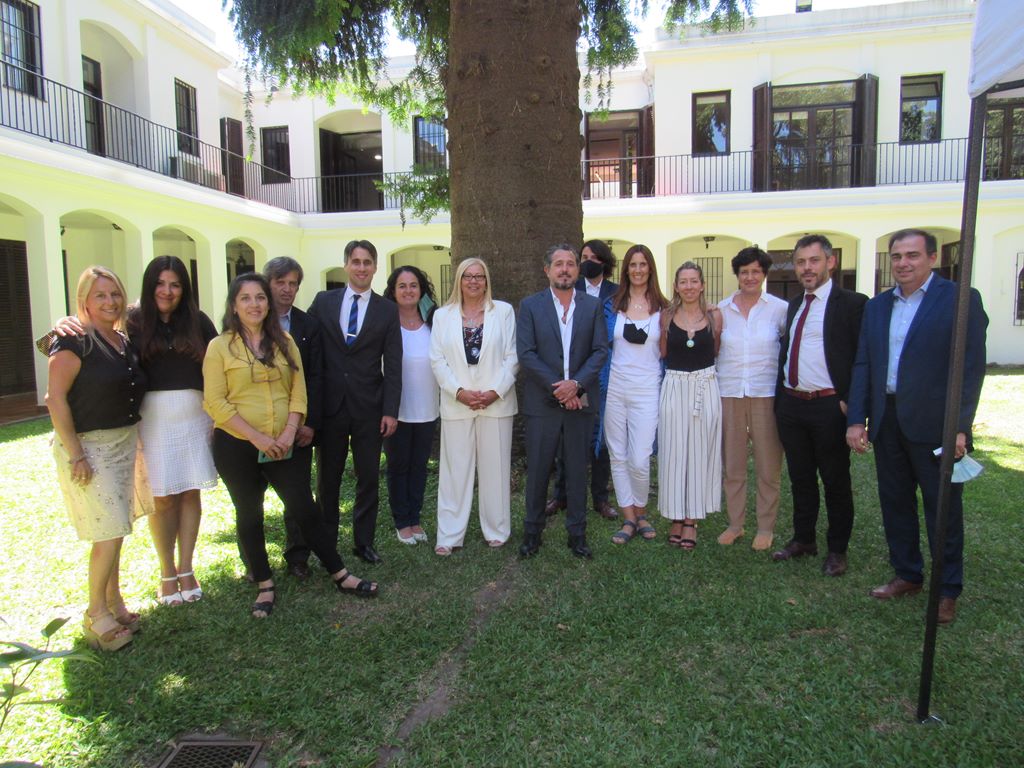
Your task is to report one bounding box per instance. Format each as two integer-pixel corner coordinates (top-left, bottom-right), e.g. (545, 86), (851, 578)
(0, 416), (51, 445)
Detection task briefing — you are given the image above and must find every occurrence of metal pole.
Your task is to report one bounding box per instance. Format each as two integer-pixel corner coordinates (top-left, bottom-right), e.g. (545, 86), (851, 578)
(915, 92), (987, 722)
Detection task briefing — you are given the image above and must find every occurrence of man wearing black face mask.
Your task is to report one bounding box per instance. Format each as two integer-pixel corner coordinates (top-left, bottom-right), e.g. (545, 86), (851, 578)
(545, 239), (618, 521)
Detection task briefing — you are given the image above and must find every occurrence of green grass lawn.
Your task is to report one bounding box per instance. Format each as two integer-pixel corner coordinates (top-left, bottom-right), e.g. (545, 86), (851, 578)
(1, 370), (1022, 767)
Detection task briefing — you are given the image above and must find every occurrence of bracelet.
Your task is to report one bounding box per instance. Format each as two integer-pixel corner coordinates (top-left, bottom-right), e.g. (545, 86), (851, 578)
(68, 455), (87, 464)
(283, 423), (298, 431)
(456, 387), (464, 398)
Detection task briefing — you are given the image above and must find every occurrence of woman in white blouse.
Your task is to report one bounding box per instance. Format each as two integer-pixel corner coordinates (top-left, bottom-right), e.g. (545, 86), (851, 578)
(715, 247), (788, 551)
(382, 266), (440, 545)
(430, 258), (518, 554)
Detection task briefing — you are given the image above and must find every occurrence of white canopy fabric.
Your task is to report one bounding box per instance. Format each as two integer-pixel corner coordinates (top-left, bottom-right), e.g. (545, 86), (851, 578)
(968, 0), (1024, 98)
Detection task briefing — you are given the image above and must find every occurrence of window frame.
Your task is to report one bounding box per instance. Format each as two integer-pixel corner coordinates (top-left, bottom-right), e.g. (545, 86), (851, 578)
(412, 115), (447, 171)
(899, 73), (943, 145)
(260, 125), (291, 184)
(0, 0), (43, 98)
(174, 78), (199, 156)
(691, 90), (731, 156)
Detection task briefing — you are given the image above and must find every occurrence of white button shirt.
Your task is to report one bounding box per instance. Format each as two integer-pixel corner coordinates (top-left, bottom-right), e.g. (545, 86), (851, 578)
(783, 278), (835, 392)
(550, 288), (576, 380)
(887, 272), (934, 393)
(340, 286), (372, 340)
(717, 291), (788, 398)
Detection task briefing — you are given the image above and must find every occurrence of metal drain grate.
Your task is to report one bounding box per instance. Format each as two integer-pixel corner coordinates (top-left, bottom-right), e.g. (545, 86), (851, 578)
(155, 740), (262, 768)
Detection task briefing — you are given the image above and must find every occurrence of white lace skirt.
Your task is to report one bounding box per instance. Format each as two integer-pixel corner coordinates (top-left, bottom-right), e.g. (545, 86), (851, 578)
(54, 425), (149, 542)
(137, 389), (217, 497)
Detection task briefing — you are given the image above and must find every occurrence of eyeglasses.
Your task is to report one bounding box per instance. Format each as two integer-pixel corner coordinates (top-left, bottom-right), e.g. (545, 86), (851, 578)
(242, 343), (282, 384)
(461, 273), (486, 283)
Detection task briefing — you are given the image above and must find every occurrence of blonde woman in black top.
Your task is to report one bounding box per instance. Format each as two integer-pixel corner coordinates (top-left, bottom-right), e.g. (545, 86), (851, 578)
(47, 266), (148, 651)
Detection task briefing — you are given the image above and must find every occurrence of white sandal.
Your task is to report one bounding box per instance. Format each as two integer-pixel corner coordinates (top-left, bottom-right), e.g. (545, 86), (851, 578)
(177, 570), (203, 603)
(158, 575), (183, 606)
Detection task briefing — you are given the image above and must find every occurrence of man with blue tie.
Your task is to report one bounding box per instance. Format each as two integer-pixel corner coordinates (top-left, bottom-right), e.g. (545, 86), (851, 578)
(308, 240), (402, 564)
(846, 229), (987, 625)
(518, 243), (609, 559)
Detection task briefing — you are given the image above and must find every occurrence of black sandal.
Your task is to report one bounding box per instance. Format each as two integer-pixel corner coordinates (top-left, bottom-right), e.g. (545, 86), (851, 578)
(251, 584), (276, 618)
(680, 522), (698, 550)
(334, 570), (378, 599)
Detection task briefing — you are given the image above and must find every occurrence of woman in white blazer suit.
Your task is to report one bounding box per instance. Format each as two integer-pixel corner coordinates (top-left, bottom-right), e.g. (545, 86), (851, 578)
(430, 258), (518, 554)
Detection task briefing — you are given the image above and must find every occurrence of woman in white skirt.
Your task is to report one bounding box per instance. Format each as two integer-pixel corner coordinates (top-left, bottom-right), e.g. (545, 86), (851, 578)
(603, 244), (668, 545)
(658, 261), (723, 549)
(54, 256), (218, 604)
(47, 267), (148, 650)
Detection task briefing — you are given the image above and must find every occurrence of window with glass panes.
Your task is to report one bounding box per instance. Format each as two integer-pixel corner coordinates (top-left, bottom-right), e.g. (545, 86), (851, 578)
(900, 74), (942, 143)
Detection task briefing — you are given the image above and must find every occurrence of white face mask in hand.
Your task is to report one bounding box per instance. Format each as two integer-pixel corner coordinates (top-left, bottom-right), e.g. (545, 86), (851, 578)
(933, 447), (985, 483)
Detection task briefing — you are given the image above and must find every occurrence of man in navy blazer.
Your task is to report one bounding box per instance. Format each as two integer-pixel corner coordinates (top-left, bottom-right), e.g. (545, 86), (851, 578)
(263, 257), (323, 579)
(307, 240), (402, 565)
(518, 243), (609, 559)
(773, 234), (867, 576)
(847, 229), (987, 625)
(545, 239), (618, 520)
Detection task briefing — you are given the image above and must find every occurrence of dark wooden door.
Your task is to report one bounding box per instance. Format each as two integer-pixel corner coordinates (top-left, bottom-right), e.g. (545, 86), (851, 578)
(220, 117), (245, 196)
(0, 240), (36, 395)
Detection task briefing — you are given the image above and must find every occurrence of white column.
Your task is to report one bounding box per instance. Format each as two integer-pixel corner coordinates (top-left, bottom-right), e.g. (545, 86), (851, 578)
(26, 211), (69, 404)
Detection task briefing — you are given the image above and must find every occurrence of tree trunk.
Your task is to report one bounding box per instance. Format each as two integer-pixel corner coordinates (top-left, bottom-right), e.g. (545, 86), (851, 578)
(446, 0), (584, 309)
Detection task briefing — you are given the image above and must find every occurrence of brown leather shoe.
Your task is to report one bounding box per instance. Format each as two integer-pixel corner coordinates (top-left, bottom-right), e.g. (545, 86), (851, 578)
(544, 498), (566, 517)
(771, 540), (818, 561)
(717, 527), (745, 546)
(937, 596), (957, 625)
(869, 577), (923, 600)
(593, 501), (618, 520)
(822, 552), (847, 577)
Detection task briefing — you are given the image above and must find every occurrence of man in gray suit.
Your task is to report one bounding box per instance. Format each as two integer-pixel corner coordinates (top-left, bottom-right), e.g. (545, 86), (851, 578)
(517, 244), (609, 559)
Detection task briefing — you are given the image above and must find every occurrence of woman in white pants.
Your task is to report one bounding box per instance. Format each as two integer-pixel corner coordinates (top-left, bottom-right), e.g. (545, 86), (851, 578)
(604, 244), (668, 545)
(430, 258), (518, 555)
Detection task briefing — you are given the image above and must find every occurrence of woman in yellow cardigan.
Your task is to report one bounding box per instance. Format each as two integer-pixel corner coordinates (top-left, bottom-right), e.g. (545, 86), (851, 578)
(204, 273), (377, 617)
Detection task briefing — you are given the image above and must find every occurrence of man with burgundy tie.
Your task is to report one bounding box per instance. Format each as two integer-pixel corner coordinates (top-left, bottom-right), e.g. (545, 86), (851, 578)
(308, 240), (402, 564)
(772, 234), (867, 576)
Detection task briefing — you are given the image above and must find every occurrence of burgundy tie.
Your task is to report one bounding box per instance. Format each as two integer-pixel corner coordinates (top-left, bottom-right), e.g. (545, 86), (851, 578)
(788, 293), (815, 389)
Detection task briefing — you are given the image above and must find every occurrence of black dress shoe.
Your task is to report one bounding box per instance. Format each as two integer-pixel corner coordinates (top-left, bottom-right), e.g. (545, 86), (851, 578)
(286, 561), (312, 580)
(544, 498), (566, 517)
(594, 501), (618, 520)
(771, 539), (819, 562)
(821, 551), (847, 577)
(567, 535), (593, 559)
(519, 533), (542, 558)
(353, 545), (383, 564)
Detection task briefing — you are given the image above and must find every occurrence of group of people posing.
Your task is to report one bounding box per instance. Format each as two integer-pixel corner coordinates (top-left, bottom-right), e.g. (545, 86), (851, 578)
(45, 229), (988, 651)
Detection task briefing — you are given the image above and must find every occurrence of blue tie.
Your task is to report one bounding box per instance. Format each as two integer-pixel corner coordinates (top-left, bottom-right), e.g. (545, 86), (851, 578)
(346, 294), (360, 346)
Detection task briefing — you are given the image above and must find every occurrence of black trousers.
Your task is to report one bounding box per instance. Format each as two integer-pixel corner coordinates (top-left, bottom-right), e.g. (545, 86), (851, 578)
(384, 419), (436, 530)
(550, 427), (611, 507)
(524, 409), (594, 537)
(317, 409), (383, 550)
(213, 429), (344, 582)
(282, 444), (314, 566)
(775, 391), (854, 554)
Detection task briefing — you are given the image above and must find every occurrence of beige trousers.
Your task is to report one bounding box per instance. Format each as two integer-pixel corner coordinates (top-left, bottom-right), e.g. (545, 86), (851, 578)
(721, 396), (783, 534)
(436, 415), (513, 548)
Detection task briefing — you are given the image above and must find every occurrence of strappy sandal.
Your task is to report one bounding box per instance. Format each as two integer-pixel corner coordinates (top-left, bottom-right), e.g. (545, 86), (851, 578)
(667, 522), (685, 547)
(680, 521), (698, 550)
(334, 570), (378, 598)
(177, 570), (203, 603)
(611, 519), (637, 545)
(636, 515), (657, 541)
(251, 584), (276, 618)
(109, 600), (141, 633)
(157, 575), (183, 606)
(82, 610), (133, 651)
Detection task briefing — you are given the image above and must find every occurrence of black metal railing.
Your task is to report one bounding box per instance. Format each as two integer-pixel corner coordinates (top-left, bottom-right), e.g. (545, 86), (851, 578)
(0, 62), (1010, 215)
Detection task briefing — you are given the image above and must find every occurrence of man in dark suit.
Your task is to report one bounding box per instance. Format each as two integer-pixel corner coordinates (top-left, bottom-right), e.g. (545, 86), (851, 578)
(518, 243), (609, 559)
(308, 240), (402, 564)
(263, 256), (323, 578)
(772, 234), (867, 577)
(847, 229), (987, 625)
(545, 239), (618, 520)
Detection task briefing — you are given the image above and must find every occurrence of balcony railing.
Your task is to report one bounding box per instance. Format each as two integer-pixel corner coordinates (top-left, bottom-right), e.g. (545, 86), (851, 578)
(0, 62), (1014, 217)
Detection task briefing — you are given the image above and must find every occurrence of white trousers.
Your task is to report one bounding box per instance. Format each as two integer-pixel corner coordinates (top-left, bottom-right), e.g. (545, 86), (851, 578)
(604, 378), (660, 509)
(436, 415), (513, 547)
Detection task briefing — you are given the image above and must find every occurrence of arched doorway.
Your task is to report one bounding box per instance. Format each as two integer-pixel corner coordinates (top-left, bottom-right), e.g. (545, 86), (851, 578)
(874, 227), (960, 295)
(667, 235), (752, 304)
(765, 231), (858, 301)
(388, 244), (451, 301)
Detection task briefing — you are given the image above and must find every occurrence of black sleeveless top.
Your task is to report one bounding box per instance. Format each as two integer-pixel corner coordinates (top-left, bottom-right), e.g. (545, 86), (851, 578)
(664, 322), (715, 372)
